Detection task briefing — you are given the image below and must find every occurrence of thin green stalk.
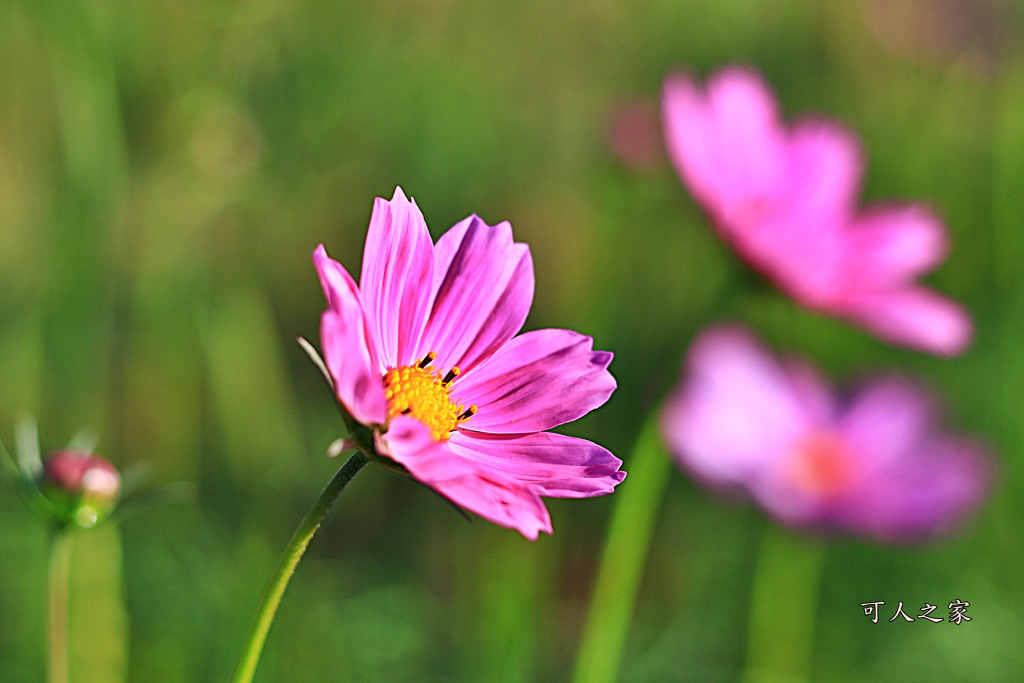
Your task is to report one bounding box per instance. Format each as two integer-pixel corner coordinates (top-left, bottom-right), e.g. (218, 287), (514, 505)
(572, 412), (673, 683)
(48, 531), (72, 683)
(231, 452), (370, 683)
(742, 526), (826, 683)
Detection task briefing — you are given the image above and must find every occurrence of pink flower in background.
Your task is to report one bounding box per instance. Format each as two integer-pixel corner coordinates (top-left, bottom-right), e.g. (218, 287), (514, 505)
(662, 67), (972, 356)
(606, 98), (665, 171)
(314, 187), (624, 540)
(660, 325), (990, 542)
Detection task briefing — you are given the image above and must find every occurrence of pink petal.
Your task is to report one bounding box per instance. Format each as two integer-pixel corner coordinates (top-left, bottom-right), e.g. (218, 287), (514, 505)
(704, 68), (789, 210)
(844, 205), (948, 288)
(784, 120), (861, 226)
(840, 436), (991, 542)
(320, 308), (388, 427)
(742, 207), (844, 306)
(660, 325), (818, 486)
(314, 245), (387, 425)
(451, 329), (615, 434)
(419, 216), (534, 375)
(735, 122), (859, 303)
(447, 431), (625, 498)
(837, 377), (936, 476)
(380, 417), (553, 540)
(780, 359), (837, 425)
(314, 244), (364, 319)
(662, 73), (721, 209)
(839, 287), (973, 356)
(746, 471), (827, 527)
(662, 68), (787, 222)
(359, 187), (435, 368)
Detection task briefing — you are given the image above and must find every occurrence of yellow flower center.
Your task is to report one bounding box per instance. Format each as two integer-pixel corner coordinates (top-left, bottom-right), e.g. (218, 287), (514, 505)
(787, 431), (853, 497)
(382, 352), (477, 442)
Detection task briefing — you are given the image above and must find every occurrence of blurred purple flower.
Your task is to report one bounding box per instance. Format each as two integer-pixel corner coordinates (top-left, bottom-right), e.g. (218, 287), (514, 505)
(660, 325), (990, 542)
(314, 187), (624, 540)
(662, 67), (971, 355)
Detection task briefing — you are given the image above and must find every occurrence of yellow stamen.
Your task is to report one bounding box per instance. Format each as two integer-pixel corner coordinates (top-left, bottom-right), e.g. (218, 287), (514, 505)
(382, 353), (475, 441)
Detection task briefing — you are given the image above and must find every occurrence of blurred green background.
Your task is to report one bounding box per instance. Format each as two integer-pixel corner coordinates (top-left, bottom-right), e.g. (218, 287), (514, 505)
(2, 0), (1023, 680)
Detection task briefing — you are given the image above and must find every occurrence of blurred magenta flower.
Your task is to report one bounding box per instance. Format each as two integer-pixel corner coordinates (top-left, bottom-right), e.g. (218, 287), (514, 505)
(314, 187), (624, 540)
(662, 67), (971, 355)
(660, 325), (989, 542)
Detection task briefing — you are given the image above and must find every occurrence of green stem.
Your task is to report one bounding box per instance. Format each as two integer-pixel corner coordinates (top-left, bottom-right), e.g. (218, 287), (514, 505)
(572, 412), (673, 683)
(48, 531), (72, 683)
(231, 452), (370, 683)
(742, 526), (826, 683)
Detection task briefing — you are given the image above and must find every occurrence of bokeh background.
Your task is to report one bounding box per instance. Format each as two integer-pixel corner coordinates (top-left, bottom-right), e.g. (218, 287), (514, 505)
(2, 0), (1023, 680)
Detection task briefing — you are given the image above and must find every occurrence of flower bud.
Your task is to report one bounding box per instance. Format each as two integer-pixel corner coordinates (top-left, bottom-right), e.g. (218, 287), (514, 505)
(40, 450), (122, 529)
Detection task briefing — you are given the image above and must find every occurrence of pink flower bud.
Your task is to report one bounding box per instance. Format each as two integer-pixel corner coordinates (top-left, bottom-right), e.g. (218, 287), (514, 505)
(41, 450), (121, 529)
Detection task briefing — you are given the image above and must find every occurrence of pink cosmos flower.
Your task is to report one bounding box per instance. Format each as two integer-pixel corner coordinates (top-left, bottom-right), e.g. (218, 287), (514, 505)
(313, 187), (624, 540)
(660, 325), (990, 542)
(662, 67), (972, 356)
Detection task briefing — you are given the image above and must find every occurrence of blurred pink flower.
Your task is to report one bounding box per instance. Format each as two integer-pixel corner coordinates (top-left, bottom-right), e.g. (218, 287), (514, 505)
(606, 98), (665, 171)
(662, 67), (971, 355)
(314, 187), (624, 540)
(660, 325), (990, 542)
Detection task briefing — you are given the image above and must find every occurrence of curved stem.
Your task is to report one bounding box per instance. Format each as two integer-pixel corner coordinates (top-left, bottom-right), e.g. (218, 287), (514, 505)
(48, 530), (72, 683)
(231, 452), (370, 683)
(742, 526), (826, 683)
(572, 412), (673, 683)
